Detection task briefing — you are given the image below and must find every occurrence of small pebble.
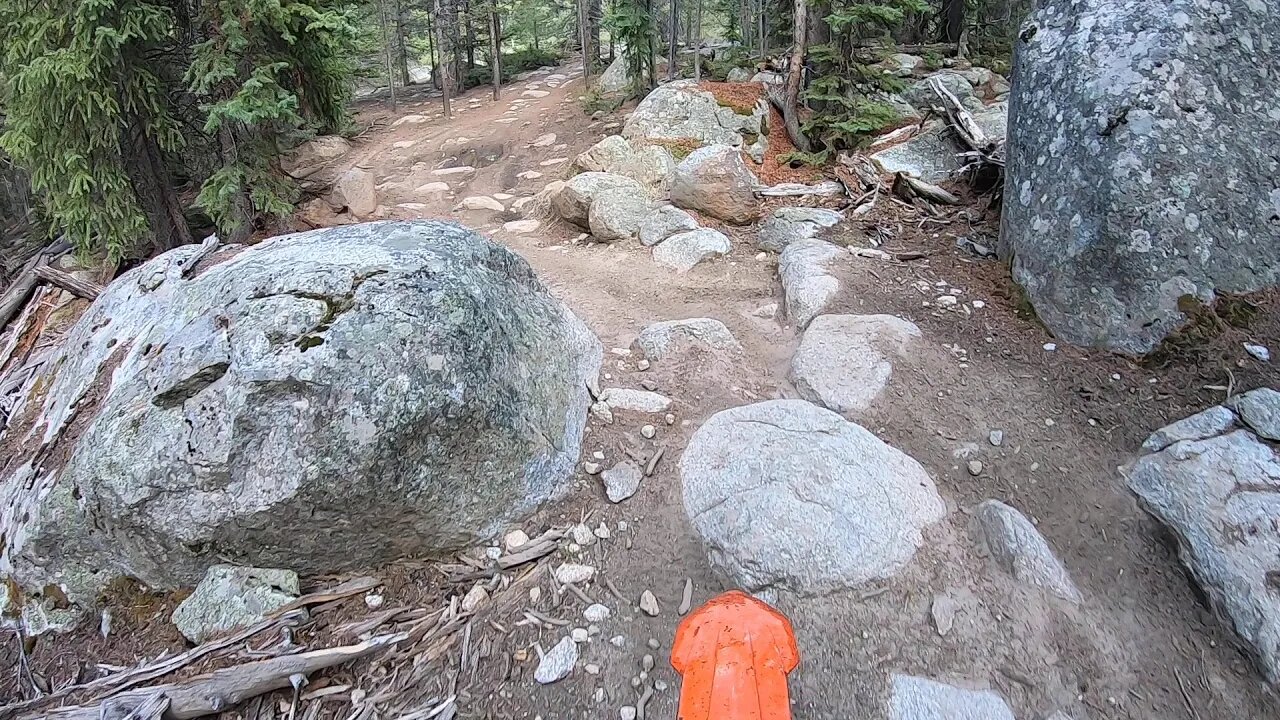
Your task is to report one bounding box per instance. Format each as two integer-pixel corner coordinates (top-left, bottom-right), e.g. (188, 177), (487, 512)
(583, 462), (602, 475)
(586, 663), (600, 675)
(593, 451), (606, 460)
(504, 529), (530, 550)
(594, 522), (611, 539)
(967, 460), (983, 476)
(572, 523), (596, 546)
(485, 546), (502, 560)
(637, 359), (651, 371)
(594, 688), (605, 703)
(971, 300), (985, 309)
(1111, 373), (1121, 380)
(639, 590), (660, 616)
(571, 627), (589, 642)
(584, 603), (611, 622)
(988, 430), (1003, 447)
(654, 680), (668, 692)
(641, 424), (656, 439)
(664, 413), (675, 425)
(1043, 342), (1057, 351)
(1244, 343), (1271, 362)
(621, 707), (638, 720)
(610, 635), (626, 647)
(648, 637), (660, 650)
(514, 648), (528, 661)
(642, 654), (655, 672)
(630, 676), (642, 688)
(529, 587), (541, 603)
(364, 593), (384, 609)
(351, 688), (368, 705)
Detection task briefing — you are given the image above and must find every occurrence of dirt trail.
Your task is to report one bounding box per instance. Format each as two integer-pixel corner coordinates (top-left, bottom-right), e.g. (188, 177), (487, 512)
(307, 62), (1280, 720)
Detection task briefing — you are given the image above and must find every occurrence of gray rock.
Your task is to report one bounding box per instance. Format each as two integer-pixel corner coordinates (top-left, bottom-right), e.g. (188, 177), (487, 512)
(636, 318), (741, 360)
(602, 461), (644, 503)
(884, 53), (924, 77)
(779, 240), (844, 329)
(555, 563), (596, 584)
(639, 590), (660, 616)
(589, 188), (652, 242)
(790, 314), (921, 413)
(680, 400), (946, 594)
(1126, 430), (1280, 683)
(1226, 388), (1280, 441)
(1142, 405), (1237, 452)
(574, 136), (676, 190)
(601, 388), (672, 413)
(282, 136), (352, 179)
(653, 228), (732, 272)
(757, 207), (843, 253)
(552, 172), (646, 227)
(889, 675), (1015, 720)
(869, 122), (963, 182)
(639, 205), (699, 247)
(331, 168), (378, 217)
(535, 635), (579, 683)
(597, 55), (633, 94)
(1001, 0), (1280, 354)
(583, 603), (611, 622)
(623, 80), (766, 149)
(171, 565), (299, 643)
(904, 72), (983, 114)
(669, 145), (760, 225)
(750, 71), (783, 86)
(974, 501), (1081, 603)
(726, 67), (752, 82)
(988, 430), (1004, 447)
(0, 221), (600, 605)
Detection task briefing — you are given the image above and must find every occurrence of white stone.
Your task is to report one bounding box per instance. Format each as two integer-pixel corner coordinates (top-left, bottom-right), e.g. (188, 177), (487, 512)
(584, 603), (612, 622)
(790, 315), (921, 414)
(461, 584), (489, 612)
(504, 529), (531, 550)
(555, 563), (596, 584)
(459, 196), (505, 212)
(601, 388), (672, 413)
(534, 636), (578, 683)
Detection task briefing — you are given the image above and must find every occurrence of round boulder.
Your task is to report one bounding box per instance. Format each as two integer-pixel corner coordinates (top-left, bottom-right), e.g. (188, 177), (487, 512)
(552, 172), (645, 227)
(680, 400), (945, 595)
(669, 145), (761, 225)
(1, 221), (602, 605)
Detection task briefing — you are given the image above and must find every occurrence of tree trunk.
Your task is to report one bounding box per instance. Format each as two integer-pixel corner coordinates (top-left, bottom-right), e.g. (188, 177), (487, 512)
(395, 0), (411, 86)
(782, 0), (810, 152)
(941, 0), (964, 44)
(532, 10), (540, 52)
(646, 0), (657, 89)
(433, 0), (453, 117)
(666, 0), (678, 81)
(124, 111), (193, 253)
(589, 0), (602, 68)
(692, 0), (702, 81)
(489, 6), (501, 99)
(380, 0), (398, 111)
(577, 0), (592, 80)
(465, 0), (476, 70)
(426, 11), (438, 88)
(758, 0), (766, 57)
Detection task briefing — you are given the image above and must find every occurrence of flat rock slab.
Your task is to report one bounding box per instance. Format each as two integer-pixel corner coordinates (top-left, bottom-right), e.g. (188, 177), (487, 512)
(1143, 405), (1238, 452)
(602, 461), (643, 503)
(1226, 388), (1280, 441)
(889, 675), (1015, 720)
(636, 318), (741, 360)
(974, 500), (1081, 603)
(1127, 428), (1280, 684)
(535, 635), (578, 683)
(680, 400), (946, 594)
(790, 314), (920, 414)
(171, 565), (299, 644)
(653, 228), (731, 272)
(780, 240), (844, 329)
(758, 207), (843, 253)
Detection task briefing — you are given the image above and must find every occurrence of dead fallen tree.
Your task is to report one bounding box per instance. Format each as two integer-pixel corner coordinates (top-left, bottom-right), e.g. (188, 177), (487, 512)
(928, 76), (1005, 192)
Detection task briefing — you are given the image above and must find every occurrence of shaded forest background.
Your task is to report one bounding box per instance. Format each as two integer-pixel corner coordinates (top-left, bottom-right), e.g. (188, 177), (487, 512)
(0, 0), (1029, 274)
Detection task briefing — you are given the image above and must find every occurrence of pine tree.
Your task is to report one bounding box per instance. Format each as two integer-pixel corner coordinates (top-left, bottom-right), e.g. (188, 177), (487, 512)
(187, 0), (359, 243)
(0, 0), (191, 261)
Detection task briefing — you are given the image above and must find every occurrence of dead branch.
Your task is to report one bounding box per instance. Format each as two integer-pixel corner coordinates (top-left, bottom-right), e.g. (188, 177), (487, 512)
(180, 235), (222, 279)
(892, 173), (962, 206)
(37, 633), (405, 720)
(32, 266), (104, 300)
(0, 238), (69, 331)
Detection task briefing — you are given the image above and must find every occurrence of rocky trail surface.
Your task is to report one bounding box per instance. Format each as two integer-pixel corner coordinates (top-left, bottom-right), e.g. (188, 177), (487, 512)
(5, 58), (1280, 720)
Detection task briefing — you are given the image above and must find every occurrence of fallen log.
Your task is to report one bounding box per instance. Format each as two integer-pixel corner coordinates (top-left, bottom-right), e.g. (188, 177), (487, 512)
(37, 633), (406, 720)
(32, 265), (104, 300)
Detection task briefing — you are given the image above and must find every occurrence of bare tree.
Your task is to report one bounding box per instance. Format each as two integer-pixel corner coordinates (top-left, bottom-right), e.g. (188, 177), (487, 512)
(577, 0), (592, 80)
(489, 1), (502, 99)
(782, 0), (810, 151)
(380, 0), (398, 111)
(433, 0), (453, 117)
(666, 0), (678, 81)
(395, 0), (411, 86)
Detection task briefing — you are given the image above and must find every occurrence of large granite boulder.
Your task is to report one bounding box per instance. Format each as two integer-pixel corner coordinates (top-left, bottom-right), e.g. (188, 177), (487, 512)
(1001, 0), (1280, 354)
(1126, 395), (1280, 684)
(573, 135), (676, 190)
(623, 80), (767, 149)
(682, 401), (946, 595)
(552, 172), (646, 227)
(669, 145), (761, 225)
(0, 221), (601, 609)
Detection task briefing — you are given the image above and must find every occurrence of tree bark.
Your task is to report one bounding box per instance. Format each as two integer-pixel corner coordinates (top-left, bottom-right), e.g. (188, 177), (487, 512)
(395, 0), (411, 86)
(489, 6), (501, 99)
(782, 0), (810, 152)
(532, 9), (540, 52)
(464, 0), (476, 70)
(433, 0), (453, 117)
(941, 0), (964, 44)
(758, 0), (766, 57)
(380, 0), (398, 111)
(666, 0), (678, 81)
(577, 0), (591, 80)
(646, 0), (657, 89)
(692, 0), (702, 81)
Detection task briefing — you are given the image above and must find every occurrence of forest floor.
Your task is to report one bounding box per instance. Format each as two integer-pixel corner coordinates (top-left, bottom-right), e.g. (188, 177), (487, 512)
(298, 60), (1280, 719)
(7, 61), (1280, 720)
